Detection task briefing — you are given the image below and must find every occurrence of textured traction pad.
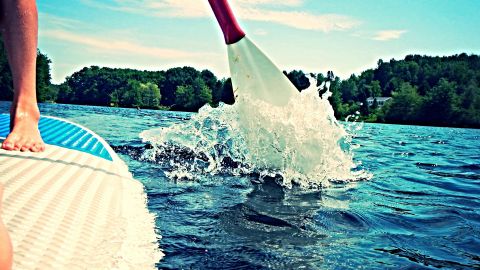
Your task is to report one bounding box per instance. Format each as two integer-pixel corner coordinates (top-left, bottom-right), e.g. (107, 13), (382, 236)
(0, 114), (112, 161)
(0, 114), (162, 269)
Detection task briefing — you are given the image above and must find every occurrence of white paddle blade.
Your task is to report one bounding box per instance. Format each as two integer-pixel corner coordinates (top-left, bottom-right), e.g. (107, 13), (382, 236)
(227, 37), (299, 106)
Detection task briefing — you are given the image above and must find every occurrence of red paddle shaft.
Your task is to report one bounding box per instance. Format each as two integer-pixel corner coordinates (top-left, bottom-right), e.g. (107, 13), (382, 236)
(208, 0), (246, 44)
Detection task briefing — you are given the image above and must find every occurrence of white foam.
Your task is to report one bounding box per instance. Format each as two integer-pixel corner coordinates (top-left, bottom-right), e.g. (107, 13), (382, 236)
(141, 76), (367, 188)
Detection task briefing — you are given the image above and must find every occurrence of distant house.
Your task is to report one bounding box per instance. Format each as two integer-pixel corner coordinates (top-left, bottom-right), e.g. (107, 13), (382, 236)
(367, 97), (392, 108)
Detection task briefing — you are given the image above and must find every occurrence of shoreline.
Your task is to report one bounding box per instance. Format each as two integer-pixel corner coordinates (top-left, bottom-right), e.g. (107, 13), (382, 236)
(1, 100), (478, 130)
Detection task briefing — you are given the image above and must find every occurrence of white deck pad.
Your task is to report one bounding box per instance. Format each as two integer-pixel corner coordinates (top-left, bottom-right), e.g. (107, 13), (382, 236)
(0, 114), (162, 269)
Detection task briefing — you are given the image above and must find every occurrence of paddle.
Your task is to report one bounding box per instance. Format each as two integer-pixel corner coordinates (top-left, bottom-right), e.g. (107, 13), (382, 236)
(208, 0), (299, 106)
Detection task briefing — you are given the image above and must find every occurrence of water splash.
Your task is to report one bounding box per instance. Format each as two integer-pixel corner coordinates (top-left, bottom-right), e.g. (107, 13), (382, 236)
(140, 78), (367, 188)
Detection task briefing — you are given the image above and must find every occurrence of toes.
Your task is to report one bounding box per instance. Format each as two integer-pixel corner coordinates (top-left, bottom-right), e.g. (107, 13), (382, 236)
(31, 142), (45, 152)
(11, 136), (26, 151)
(18, 140), (45, 152)
(2, 135), (17, 151)
(20, 141), (34, 152)
(3, 139), (45, 152)
(1, 141), (14, 151)
(2, 126), (45, 152)
(13, 141), (23, 151)
(2, 135), (44, 152)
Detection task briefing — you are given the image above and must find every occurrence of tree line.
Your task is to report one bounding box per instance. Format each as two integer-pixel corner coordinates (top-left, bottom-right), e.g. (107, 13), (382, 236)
(0, 34), (479, 127)
(54, 65), (234, 111)
(285, 54), (480, 128)
(0, 35), (235, 112)
(0, 36), (51, 102)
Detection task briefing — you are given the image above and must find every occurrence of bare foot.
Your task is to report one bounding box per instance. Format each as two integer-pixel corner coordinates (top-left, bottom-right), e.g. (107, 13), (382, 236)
(0, 185), (13, 270)
(2, 104), (45, 152)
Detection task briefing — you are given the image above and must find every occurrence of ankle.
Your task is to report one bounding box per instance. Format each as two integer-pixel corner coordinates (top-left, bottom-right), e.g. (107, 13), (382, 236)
(10, 101), (40, 121)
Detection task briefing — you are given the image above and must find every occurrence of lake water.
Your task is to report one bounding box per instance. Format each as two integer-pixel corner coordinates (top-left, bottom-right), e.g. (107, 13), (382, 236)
(1, 101), (479, 269)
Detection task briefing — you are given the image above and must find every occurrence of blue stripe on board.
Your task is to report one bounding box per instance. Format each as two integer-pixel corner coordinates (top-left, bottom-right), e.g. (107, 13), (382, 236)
(0, 114), (112, 161)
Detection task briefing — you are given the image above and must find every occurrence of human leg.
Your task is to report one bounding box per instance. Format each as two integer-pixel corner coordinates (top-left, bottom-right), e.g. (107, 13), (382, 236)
(0, 0), (44, 152)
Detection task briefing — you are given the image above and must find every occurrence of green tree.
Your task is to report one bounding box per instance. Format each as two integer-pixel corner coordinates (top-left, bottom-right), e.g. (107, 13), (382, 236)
(56, 84), (74, 103)
(0, 35), (52, 102)
(370, 80), (382, 97)
(285, 70), (310, 91)
(175, 85), (193, 109)
(457, 81), (480, 126)
(63, 66), (166, 107)
(174, 78), (212, 111)
(385, 82), (422, 123)
(340, 78), (358, 102)
(421, 78), (459, 125)
(161, 66), (200, 106)
(36, 50), (53, 102)
(119, 80), (143, 107)
(220, 78), (235, 105)
(201, 69), (222, 106)
(194, 78), (213, 109)
(139, 82), (161, 108)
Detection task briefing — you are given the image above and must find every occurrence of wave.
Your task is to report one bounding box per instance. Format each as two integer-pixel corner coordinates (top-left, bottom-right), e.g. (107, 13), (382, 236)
(376, 248), (480, 269)
(415, 162), (480, 180)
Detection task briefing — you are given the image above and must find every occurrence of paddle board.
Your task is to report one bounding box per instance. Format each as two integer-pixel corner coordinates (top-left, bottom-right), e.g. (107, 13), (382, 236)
(0, 114), (162, 269)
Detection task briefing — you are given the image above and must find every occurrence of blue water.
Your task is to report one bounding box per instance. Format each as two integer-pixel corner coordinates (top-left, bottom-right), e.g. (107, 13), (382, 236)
(1, 101), (479, 269)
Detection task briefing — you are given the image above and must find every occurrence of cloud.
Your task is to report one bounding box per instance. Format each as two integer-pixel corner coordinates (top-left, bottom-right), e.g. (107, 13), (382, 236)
(40, 12), (84, 29)
(238, 9), (360, 32)
(373, 30), (407, 41)
(80, 0), (210, 18)
(253, 28), (268, 36)
(40, 11), (211, 60)
(236, 0), (303, 7)
(41, 29), (203, 59)
(81, 0), (361, 32)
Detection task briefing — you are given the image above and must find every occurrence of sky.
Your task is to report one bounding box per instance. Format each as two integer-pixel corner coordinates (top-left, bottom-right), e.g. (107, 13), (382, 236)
(38, 0), (480, 84)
